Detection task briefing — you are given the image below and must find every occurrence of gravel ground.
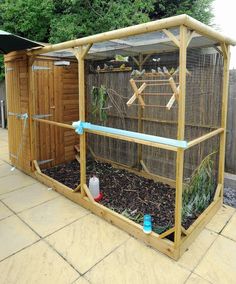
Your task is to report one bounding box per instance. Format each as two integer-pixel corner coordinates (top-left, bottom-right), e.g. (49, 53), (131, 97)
(224, 187), (236, 208)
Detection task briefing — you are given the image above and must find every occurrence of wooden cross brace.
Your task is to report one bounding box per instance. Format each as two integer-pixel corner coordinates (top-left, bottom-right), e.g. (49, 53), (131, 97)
(127, 79), (146, 108)
(166, 77), (179, 110)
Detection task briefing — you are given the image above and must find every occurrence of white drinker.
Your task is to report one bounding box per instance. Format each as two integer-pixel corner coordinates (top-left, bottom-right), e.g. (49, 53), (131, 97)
(89, 176), (100, 199)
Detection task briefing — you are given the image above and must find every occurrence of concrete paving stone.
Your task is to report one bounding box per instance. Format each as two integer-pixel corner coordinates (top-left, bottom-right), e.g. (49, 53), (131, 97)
(194, 235), (236, 284)
(178, 229), (218, 271)
(0, 152), (10, 163)
(186, 273), (213, 284)
(0, 142), (8, 148)
(206, 204), (235, 233)
(0, 240), (79, 284)
(0, 162), (23, 178)
(0, 215), (39, 261)
(1, 183), (59, 212)
(73, 277), (90, 284)
(0, 174), (37, 196)
(221, 212), (236, 241)
(19, 196), (89, 237)
(46, 214), (130, 274)
(85, 237), (190, 284)
(0, 201), (13, 220)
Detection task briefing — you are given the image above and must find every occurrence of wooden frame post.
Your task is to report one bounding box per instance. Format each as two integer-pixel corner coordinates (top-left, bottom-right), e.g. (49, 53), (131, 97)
(218, 44), (230, 200)
(74, 44), (92, 196)
(137, 54), (144, 168)
(28, 56), (36, 170)
(174, 25), (187, 254)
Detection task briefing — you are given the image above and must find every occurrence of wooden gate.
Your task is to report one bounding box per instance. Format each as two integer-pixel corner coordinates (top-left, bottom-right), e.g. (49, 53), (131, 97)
(5, 54), (31, 172)
(31, 58), (79, 168)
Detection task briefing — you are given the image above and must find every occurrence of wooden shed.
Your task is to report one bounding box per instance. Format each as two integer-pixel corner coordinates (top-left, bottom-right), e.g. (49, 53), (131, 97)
(4, 14), (235, 259)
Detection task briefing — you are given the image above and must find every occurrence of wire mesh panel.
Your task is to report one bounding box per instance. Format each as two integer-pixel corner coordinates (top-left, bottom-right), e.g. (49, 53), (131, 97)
(185, 44), (224, 141)
(86, 29), (180, 178)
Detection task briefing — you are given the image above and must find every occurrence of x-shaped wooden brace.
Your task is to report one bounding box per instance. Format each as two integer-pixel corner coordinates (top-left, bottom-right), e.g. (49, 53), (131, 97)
(166, 77), (179, 110)
(127, 79), (146, 108)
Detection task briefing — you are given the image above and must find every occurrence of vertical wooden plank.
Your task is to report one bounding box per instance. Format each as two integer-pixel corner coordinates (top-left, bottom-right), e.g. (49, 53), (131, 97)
(218, 45), (230, 194)
(137, 54), (143, 168)
(28, 56), (35, 170)
(54, 63), (64, 164)
(174, 25), (187, 252)
(78, 47), (86, 196)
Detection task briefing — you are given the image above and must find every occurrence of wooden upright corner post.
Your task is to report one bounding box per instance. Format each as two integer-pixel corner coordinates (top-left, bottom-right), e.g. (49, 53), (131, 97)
(138, 54), (144, 169)
(28, 55), (36, 171)
(174, 25), (187, 256)
(74, 44), (92, 196)
(218, 43), (230, 201)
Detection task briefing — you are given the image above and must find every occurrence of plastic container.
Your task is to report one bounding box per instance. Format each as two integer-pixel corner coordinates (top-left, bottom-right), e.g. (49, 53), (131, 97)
(89, 176), (102, 201)
(143, 214), (152, 234)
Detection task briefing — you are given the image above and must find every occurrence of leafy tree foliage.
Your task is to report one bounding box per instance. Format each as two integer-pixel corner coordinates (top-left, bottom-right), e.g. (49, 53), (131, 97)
(0, 0), (54, 42)
(151, 0), (214, 24)
(49, 0), (155, 43)
(0, 0), (214, 80)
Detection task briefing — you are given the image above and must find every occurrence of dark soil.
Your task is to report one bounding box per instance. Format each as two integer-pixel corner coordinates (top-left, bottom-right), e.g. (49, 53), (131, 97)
(42, 159), (195, 232)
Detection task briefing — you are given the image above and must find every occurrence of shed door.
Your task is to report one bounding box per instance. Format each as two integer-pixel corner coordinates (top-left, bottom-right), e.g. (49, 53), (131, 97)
(32, 59), (60, 168)
(5, 59), (31, 172)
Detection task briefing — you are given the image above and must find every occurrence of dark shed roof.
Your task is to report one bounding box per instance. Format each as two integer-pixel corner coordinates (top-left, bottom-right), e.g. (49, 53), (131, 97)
(0, 30), (42, 54)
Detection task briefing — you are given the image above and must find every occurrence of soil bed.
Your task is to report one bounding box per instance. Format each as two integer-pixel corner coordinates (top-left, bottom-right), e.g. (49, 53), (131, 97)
(43, 159), (196, 232)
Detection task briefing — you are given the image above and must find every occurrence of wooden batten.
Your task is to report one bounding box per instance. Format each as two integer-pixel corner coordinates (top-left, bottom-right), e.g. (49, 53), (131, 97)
(33, 169), (176, 259)
(28, 15), (235, 56)
(218, 45), (230, 188)
(174, 25), (187, 252)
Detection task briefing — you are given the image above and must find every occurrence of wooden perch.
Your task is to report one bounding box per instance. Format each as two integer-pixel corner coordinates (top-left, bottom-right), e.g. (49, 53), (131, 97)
(127, 79), (146, 108)
(166, 77), (179, 110)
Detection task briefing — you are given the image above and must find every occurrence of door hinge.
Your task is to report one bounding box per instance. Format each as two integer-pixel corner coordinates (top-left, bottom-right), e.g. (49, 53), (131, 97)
(32, 114), (52, 119)
(6, 67), (13, 73)
(32, 65), (51, 71)
(54, 61), (70, 66)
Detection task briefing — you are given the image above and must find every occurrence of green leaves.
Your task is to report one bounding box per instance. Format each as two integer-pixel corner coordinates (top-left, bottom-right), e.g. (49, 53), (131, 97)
(182, 152), (216, 221)
(150, 0), (214, 25)
(0, 0), (214, 44)
(91, 85), (108, 122)
(0, 0), (54, 42)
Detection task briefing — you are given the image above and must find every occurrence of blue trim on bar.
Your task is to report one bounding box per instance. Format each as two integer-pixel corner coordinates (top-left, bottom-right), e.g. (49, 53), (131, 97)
(72, 121), (188, 149)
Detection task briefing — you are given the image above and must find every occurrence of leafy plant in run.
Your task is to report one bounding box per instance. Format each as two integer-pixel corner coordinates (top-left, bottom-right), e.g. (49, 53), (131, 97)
(91, 85), (108, 122)
(182, 152), (216, 222)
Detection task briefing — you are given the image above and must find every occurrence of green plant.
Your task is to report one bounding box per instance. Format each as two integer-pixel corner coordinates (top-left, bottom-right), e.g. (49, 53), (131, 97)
(91, 85), (108, 122)
(182, 152), (216, 222)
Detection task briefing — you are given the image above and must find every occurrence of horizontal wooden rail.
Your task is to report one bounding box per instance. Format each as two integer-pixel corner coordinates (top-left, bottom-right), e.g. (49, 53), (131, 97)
(33, 118), (223, 150)
(106, 113), (218, 129)
(28, 15), (235, 56)
(187, 128), (224, 148)
(86, 129), (179, 151)
(33, 117), (74, 130)
(33, 117), (181, 151)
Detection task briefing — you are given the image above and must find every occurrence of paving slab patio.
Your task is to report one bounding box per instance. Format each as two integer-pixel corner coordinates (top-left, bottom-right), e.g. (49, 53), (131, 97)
(0, 128), (236, 284)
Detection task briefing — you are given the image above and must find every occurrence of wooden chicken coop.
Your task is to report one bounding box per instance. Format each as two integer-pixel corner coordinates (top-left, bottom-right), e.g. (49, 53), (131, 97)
(4, 15), (235, 259)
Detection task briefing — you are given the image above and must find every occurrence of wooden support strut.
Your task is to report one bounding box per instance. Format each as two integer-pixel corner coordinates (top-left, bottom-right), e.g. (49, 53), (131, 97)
(162, 29), (180, 48)
(73, 44), (92, 197)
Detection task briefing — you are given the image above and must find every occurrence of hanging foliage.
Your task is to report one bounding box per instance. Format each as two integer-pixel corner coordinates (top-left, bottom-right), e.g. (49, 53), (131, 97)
(182, 152), (216, 222)
(91, 85), (108, 122)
